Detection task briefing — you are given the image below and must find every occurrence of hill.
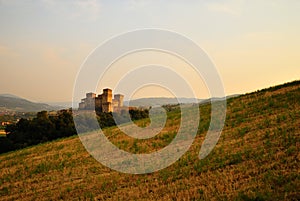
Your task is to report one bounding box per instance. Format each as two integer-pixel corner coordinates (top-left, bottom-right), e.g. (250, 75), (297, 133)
(124, 97), (203, 107)
(0, 94), (22, 99)
(124, 95), (240, 107)
(0, 94), (60, 112)
(0, 81), (299, 200)
(43, 101), (79, 109)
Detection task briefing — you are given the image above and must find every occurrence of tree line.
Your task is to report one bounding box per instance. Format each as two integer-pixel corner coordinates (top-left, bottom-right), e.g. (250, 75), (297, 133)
(0, 110), (76, 153)
(0, 108), (149, 154)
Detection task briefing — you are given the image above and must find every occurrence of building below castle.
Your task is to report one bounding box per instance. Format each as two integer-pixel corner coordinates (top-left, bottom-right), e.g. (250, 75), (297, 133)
(78, 88), (124, 113)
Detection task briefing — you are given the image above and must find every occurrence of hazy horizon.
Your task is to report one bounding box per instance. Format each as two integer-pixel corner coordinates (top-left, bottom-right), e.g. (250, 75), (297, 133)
(1, 1), (299, 102)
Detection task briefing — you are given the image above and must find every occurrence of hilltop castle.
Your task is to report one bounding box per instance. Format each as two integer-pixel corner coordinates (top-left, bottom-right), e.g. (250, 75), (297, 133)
(78, 88), (124, 113)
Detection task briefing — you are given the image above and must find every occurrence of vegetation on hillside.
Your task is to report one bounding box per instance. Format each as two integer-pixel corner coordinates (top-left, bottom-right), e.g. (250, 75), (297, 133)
(0, 112), (36, 124)
(0, 108), (149, 154)
(0, 110), (76, 153)
(0, 81), (299, 200)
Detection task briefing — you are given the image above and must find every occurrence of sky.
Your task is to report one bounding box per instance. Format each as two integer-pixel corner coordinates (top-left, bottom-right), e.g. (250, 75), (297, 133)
(0, 0), (299, 102)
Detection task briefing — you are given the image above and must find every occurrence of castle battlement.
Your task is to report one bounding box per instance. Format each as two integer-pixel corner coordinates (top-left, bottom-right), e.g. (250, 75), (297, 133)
(78, 88), (124, 113)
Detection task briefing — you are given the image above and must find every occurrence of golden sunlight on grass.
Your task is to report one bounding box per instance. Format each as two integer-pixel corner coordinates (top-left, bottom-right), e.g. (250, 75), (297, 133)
(0, 81), (299, 200)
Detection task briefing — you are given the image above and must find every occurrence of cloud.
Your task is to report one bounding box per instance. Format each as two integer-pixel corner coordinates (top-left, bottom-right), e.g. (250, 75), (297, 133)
(42, 0), (102, 21)
(207, 0), (244, 16)
(0, 0), (102, 21)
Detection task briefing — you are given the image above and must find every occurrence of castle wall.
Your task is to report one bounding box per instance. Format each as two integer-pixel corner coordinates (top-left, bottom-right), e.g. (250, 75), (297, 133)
(79, 102), (85, 109)
(79, 89), (123, 113)
(102, 102), (112, 113)
(95, 96), (102, 110)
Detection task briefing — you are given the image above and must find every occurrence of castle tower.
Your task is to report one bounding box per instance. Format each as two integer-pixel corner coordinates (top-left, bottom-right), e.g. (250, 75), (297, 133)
(102, 88), (113, 112)
(95, 95), (102, 110)
(86, 92), (96, 98)
(114, 94), (124, 107)
(102, 88), (112, 103)
(78, 88), (124, 113)
(79, 101), (85, 109)
(85, 92), (96, 110)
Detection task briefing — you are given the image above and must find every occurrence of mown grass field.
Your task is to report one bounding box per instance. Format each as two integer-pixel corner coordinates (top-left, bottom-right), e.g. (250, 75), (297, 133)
(0, 81), (299, 201)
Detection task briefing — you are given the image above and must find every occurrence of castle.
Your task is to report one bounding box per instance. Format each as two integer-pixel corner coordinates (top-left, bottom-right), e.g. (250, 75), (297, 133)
(78, 88), (124, 113)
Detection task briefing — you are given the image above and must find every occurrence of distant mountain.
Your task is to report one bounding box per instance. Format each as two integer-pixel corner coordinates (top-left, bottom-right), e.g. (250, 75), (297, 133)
(0, 94), (22, 99)
(124, 95), (241, 107)
(44, 101), (79, 109)
(0, 94), (60, 112)
(0, 94), (241, 112)
(124, 97), (203, 107)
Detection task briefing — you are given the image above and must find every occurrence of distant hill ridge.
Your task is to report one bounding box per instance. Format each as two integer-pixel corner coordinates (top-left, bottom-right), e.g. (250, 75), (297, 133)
(0, 94), (22, 99)
(0, 93), (240, 112)
(124, 95), (240, 107)
(124, 97), (203, 107)
(0, 94), (60, 112)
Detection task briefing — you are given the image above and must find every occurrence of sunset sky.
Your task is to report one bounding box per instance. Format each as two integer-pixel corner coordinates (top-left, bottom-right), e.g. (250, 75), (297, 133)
(0, 0), (299, 102)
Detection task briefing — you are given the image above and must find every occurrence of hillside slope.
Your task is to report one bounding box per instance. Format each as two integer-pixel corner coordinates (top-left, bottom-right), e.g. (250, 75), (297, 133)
(0, 81), (299, 200)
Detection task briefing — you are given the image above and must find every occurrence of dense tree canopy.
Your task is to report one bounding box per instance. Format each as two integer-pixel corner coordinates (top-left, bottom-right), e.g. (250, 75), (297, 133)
(0, 110), (76, 153)
(0, 108), (149, 154)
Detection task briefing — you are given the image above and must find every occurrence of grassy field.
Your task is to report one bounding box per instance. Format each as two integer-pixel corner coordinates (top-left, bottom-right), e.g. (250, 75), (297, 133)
(0, 81), (299, 200)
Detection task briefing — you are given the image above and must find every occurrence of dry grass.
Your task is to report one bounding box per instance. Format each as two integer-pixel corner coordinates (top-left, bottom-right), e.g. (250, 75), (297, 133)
(0, 81), (299, 201)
